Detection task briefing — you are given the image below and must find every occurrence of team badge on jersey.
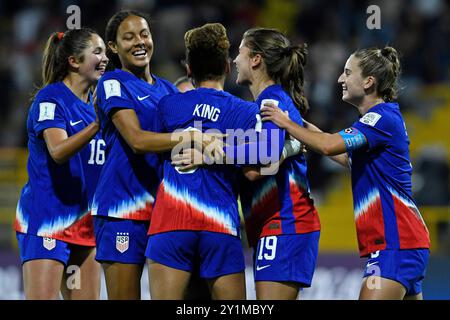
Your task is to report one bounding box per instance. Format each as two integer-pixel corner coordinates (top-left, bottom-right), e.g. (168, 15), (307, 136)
(116, 232), (129, 253)
(43, 237), (56, 251)
(359, 112), (382, 127)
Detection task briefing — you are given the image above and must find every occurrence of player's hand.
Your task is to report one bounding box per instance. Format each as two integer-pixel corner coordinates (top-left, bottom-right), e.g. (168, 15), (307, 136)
(260, 102), (291, 128)
(171, 148), (204, 171)
(190, 131), (228, 164)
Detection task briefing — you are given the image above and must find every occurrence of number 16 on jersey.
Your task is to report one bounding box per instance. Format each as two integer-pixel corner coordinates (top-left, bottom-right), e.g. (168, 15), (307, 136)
(88, 139), (106, 165)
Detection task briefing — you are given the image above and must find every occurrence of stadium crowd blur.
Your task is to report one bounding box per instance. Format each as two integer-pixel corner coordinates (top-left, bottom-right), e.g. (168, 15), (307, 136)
(0, 0), (448, 246)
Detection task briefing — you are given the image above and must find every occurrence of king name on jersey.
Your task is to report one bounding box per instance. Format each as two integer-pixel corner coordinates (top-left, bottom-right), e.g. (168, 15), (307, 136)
(193, 103), (220, 122)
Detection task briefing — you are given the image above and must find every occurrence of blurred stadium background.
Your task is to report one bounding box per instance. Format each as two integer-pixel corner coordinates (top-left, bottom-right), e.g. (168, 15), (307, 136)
(0, 0), (448, 299)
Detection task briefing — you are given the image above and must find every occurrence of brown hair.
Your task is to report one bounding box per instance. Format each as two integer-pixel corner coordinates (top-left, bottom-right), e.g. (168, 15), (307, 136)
(353, 46), (401, 101)
(242, 28), (309, 115)
(184, 23), (230, 84)
(33, 28), (97, 99)
(42, 28), (97, 86)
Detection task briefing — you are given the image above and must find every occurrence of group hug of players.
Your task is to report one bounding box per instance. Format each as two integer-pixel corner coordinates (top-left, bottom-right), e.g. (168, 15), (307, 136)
(15, 9), (430, 300)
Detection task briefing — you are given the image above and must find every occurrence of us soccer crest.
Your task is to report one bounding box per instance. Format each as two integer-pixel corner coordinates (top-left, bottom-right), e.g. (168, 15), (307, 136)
(116, 232), (129, 253)
(43, 237), (56, 251)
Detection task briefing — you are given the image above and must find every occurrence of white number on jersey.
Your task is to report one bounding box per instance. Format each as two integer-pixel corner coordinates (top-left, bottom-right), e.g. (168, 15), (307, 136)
(257, 236), (278, 261)
(88, 139), (106, 165)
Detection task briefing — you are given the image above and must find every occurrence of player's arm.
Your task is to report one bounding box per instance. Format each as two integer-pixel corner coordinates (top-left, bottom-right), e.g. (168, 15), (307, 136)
(242, 137), (303, 181)
(111, 108), (186, 153)
(111, 109), (222, 155)
(43, 121), (99, 164)
(302, 120), (349, 167)
(261, 103), (366, 166)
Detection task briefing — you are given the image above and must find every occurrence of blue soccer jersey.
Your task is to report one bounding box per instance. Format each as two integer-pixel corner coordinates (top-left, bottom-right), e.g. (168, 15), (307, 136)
(348, 102), (430, 256)
(239, 85), (320, 247)
(92, 69), (177, 221)
(149, 87), (260, 236)
(15, 82), (104, 246)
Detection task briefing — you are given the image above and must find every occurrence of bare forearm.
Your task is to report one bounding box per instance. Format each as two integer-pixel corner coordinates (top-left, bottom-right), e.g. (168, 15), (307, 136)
(46, 122), (99, 164)
(302, 120), (349, 166)
(284, 120), (341, 156)
(131, 131), (187, 153)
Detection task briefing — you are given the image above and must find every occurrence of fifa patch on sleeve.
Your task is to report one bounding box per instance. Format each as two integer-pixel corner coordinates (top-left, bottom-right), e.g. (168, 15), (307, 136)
(338, 127), (367, 151)
(104, 79), (121, 99)
(38, 102), (56, 121)
(359, 112), (382, 127)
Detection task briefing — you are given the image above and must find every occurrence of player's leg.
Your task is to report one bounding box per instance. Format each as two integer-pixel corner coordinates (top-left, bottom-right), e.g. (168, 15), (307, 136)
(200, 231), (246, 300)
(254, 232), (319, 300)
(61, 245), (100, 300)
(17, 233), (70, 299)
(94, 217), (148, 300)
(360, 249), (429, 300)
(23, 259), (65, 299)
(102, 262), (144, 299)
(148, 260), (191, 299)
(146, 231), (197, 300)
(359, 276), (406, 299)
(208, 272), (246, 300)
(404, 293), (423, 300)
(256, 281), (299, 300)
(184, 257), (211, 300)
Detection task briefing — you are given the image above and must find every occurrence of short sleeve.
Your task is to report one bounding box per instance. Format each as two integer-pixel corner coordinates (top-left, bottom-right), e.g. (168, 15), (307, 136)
(232, 100), (259, 131)
(32, 99), (67, 136)
(97, 77), (135, 117)
(352, 111), (393, 149)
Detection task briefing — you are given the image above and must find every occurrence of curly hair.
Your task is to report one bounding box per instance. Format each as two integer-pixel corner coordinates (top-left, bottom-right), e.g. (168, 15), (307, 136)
(184, 23), (230, 84)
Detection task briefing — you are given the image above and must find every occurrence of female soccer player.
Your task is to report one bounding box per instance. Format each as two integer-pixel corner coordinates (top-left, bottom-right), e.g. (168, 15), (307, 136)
(92, 10), (216, 300)
(233, 28), (321, 300)
(15, 28), (109, 299)
(260, 46), (430, 300)
(146, 23), (270, 300)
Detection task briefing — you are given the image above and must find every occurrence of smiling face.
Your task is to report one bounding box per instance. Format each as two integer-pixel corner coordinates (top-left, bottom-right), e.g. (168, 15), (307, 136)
(76, 34), (108, 83)
(233, 40), (255, 86)
(337, 54), (368, 106)
(109, 15), (153, 71)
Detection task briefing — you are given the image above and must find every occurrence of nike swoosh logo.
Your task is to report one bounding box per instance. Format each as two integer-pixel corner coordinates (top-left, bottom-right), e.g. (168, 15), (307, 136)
(366, 261), (379, 267)
(70, 120), (83, 126)
(256, 265), (271, 271)
(137, 95), (150, 101)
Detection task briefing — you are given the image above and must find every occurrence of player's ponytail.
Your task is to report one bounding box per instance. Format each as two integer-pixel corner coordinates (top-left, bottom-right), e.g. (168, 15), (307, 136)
(41, 32), (65, 87)
(281, 44), (309, 116)
(353, 46), (401, 102)
(34, 28), (97, 100)
(242, 28), (309, 115)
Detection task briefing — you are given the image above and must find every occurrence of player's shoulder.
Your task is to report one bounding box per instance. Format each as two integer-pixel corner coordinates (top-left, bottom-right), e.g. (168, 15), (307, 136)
(258, 84), (286, 102)
(99, 69), (128, 82)
(31, 83), (66, 115)
(258, 84), (294, 112)
(358, 102), (400, 128)
(158, 90), (184, 106)
(34, 82), (63, 101)
(153, 75), (178, 93)
(226, 92), (257, 111)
